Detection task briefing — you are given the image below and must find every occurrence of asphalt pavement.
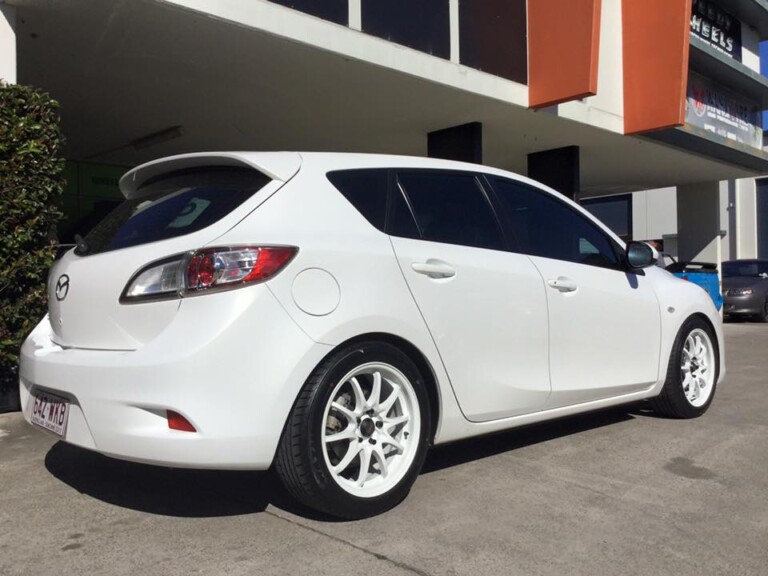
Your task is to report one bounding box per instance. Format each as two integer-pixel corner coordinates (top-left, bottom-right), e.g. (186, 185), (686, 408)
(1, 322), (767, 576)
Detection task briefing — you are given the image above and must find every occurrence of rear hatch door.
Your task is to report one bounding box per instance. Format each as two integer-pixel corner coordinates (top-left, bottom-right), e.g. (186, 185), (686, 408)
(47, 152), (301, 350)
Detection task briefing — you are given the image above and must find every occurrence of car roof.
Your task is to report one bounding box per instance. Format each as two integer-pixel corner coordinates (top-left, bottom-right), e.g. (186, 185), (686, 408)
(121, 151), (548, 197)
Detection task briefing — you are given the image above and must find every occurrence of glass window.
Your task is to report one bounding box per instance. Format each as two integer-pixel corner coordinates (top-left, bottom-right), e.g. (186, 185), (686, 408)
(581, 194), (633, 243)
(362, 0), (450, 59)
(327, 169), (389, 231)
(459, 0), (527, 83)
(266, 0), (348, 25)
(758, 178), (768, 258)
(723, 260), (768, 277)
(80, 167), (270, 255)
(397, 171), (504, 250)
(490, 177), (622, 269)
(388, 186), (421, 240)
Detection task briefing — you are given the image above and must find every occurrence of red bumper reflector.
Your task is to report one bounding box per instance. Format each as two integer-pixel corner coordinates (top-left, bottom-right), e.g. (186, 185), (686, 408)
(167, 410), (196, 432)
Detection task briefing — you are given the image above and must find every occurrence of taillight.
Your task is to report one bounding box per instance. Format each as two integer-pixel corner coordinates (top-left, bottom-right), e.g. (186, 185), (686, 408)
(184, 246), (297, 293)
(121, 246), (297, 303)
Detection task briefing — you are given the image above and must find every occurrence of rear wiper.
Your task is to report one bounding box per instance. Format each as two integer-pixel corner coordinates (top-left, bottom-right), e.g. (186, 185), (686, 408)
(74, 234), (90, 255)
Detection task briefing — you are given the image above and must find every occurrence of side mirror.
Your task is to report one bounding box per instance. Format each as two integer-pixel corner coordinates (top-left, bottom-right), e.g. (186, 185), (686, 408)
(626, 241), (657, 269)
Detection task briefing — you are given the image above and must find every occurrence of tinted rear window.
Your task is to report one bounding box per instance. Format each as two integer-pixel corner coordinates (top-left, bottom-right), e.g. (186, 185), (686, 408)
(79, 167), (270, 255)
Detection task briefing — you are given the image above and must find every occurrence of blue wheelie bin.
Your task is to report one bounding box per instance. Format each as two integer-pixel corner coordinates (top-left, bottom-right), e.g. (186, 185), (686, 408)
(666, 262), (723, 310)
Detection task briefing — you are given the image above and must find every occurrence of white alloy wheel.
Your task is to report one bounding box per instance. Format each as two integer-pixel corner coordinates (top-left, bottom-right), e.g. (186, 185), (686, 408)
(653, 317), (719, 419)
(275, 341), (430, 519)
(680, 328), (715, 407)
(321, 363), (421, 498)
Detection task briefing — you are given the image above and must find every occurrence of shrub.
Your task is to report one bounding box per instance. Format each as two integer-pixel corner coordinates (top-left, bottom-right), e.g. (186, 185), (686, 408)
(0, 82), (64, 410)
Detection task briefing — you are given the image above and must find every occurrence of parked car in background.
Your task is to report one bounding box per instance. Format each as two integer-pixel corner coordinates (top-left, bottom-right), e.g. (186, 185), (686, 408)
(20, 153), (724, 519)
(723, 259), (768, 322)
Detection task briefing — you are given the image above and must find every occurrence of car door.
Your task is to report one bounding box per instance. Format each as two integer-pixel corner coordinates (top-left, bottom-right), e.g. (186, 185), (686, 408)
(488, 176), (662, 408)
(388, 170), (551, 422)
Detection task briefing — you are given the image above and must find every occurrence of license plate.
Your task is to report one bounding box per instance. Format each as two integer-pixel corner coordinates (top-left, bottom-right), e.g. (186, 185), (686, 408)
(30, 391), (69, 437)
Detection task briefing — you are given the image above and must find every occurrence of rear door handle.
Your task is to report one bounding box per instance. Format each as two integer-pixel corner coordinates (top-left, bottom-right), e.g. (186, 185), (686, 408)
(547, 277), (578, 293)
(411, 261), (456, 279)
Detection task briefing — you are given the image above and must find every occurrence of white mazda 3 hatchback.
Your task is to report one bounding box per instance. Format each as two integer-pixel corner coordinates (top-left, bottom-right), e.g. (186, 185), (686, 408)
(20, 152), (724, 518)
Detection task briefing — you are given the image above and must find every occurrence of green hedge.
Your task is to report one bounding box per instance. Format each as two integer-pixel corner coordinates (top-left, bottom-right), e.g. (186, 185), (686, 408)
(0, 82), (64, 410)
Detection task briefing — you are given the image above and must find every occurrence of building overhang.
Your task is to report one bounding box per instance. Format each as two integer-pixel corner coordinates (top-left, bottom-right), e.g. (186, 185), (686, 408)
(6, 0), (768, 198)
(689, 35), (768, 107)
(718, 0), (768, 40)
(643, 123), (768, 173)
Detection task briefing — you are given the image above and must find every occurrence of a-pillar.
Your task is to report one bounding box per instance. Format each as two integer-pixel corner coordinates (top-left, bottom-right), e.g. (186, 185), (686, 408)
(0, 5), (16, 84)
(676, 182), (722, 265)
(527, 146), (580, 200)
(427, 122), (483, 164)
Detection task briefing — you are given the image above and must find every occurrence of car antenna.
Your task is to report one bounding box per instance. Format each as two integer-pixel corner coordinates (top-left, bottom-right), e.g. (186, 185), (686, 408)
(74, 233), (90, 254)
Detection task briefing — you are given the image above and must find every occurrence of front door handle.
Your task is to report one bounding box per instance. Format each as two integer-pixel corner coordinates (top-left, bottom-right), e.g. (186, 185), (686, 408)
(411, 261), (456, 279)
(547, 277), (578, 293)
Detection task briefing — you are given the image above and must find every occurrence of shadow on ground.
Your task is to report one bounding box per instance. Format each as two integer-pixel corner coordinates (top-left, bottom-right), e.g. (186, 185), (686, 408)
(45, 405), (639, 520)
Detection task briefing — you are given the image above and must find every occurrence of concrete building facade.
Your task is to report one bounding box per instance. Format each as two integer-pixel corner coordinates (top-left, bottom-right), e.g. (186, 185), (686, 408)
(1, 0), (768, 262)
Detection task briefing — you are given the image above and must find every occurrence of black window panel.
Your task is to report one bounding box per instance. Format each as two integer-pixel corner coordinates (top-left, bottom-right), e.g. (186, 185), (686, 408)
(758, 178), (768, 258)
(490, 177), (622, 270)
(581, 194), (633, 243)
(327, 169), (389, 231)
(459, 0), (527, 83)
(362, 0), (450, 59)
(397, 172), (504, 250)
(266, 0), (348, 25)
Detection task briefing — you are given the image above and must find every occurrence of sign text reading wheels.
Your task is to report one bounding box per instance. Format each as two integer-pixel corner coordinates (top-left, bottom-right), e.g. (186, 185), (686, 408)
(55, 274), (70, 301)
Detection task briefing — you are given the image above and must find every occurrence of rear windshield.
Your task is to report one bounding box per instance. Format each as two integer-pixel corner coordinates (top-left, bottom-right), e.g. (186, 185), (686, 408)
(78, 167), (271, 255)
(723, 261), (768, 277)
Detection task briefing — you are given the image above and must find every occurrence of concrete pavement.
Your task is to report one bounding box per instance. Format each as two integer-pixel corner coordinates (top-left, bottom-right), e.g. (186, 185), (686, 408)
(1, 323), (767, 576)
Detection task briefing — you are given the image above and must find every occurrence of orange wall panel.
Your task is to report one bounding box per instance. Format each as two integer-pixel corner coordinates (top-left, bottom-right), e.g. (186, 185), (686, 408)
(528, 0), (602, 109)
(623, 0), (692, 134)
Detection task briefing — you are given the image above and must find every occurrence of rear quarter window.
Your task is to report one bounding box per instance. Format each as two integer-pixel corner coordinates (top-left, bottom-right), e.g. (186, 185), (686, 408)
(326, 169), (389, 231)
(80, 167), (271, 255)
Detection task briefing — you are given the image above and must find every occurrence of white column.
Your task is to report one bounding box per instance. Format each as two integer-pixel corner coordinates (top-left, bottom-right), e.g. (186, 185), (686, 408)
(676, 182), (722, 265)
(0, 5), (16, 84)
(348, 0), (361, 31)
(449, 0), (459, 63)
(735, 178), (759, 259)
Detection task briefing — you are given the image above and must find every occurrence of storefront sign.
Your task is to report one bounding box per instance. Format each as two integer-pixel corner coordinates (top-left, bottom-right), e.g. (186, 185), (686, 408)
(690, 0), (742, 61)
(686, 73), (761, 149)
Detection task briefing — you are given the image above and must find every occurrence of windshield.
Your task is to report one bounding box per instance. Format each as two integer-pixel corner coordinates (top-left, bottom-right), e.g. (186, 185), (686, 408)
(79, 166), (270, 255)
(723, 261), (768, 278)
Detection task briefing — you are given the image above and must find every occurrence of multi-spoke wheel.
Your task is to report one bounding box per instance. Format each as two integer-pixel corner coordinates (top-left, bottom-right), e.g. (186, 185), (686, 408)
(652, 317), (719, 418)
(275, 341), (430, 519)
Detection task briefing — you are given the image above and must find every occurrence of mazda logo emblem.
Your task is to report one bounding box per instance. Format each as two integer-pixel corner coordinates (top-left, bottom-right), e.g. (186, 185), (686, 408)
(55, 274), (70, 301)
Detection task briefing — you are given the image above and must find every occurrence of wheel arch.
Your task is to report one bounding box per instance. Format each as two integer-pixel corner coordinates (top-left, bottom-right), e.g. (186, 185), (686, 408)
(319, 332), (442, 444)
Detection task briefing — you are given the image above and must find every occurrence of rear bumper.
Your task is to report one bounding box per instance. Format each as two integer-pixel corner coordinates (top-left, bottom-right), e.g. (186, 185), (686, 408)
(19, 287), (331, 469)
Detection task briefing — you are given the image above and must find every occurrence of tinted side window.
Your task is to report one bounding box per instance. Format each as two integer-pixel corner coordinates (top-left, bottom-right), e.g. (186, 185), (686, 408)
(327, 169), (389, 231)
(397, 172), (504, 250)
(490, 177), (622, 269)
(388, 186), (421, 239)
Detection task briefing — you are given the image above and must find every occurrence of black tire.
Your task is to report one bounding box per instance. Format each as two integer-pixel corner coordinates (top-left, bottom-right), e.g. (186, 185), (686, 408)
(757, 299), (768, 323)
(652, 317), (719, 418)
(275, 341), (431, 519)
